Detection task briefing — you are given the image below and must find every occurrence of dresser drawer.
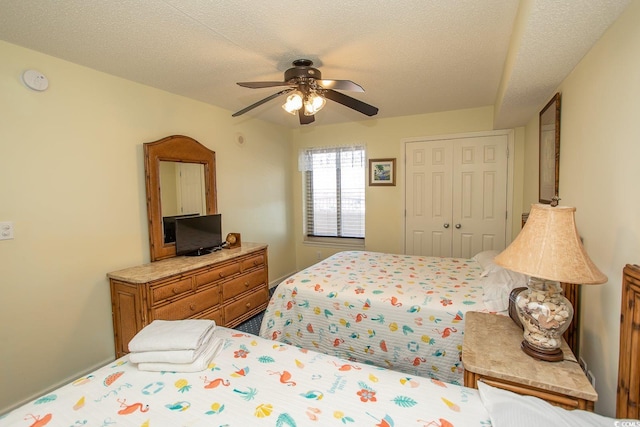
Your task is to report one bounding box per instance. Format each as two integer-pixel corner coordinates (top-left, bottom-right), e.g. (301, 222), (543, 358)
(224, 287), (269, 322)
(194, 307), (223, 324)
(153, 285), (220, 320)
(241, 253), (265, 271)
(150, 276), (193, 305)
(223, 269), (267, 301)
(195, 262), (241, 287)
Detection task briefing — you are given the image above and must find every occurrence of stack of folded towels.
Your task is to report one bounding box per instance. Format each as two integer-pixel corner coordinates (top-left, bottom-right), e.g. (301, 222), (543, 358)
(128, 319), (223, 372)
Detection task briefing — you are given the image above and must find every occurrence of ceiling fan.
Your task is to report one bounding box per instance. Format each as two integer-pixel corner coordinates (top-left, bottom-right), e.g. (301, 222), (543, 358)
(232, 59), (379, 125)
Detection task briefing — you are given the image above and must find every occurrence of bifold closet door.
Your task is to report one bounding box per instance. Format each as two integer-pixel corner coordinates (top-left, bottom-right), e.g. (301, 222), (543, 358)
(405, 134), (508, 258)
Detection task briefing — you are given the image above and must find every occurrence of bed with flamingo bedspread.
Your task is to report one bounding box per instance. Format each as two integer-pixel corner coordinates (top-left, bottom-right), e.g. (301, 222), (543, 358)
(1, 326), (491, 427)
(259, 251), (526, 385)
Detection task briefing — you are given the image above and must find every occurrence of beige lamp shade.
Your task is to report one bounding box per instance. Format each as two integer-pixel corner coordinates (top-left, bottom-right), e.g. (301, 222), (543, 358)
(494, 204), (607, 284)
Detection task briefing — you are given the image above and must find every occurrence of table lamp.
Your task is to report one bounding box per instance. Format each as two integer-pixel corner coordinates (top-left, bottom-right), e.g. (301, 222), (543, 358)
(494, 204), (607, 361)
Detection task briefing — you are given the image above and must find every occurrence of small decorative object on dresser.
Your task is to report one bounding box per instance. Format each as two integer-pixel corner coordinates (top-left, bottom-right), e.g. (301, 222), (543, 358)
(463, 311), (597, 411)
(225, 232), (241, 249)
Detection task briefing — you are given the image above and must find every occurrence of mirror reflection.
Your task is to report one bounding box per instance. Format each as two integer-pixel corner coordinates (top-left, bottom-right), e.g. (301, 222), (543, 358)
(159, 161), (206, 243)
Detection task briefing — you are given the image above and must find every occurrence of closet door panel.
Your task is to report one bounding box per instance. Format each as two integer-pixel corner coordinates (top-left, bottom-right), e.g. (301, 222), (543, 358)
(405, 142), (452, 256)
(452, 136), (507, 257)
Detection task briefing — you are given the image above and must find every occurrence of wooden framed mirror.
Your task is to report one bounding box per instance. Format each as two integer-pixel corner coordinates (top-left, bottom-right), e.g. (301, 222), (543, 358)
(539, 92), (561, 204)
(144, 135), (217, 261)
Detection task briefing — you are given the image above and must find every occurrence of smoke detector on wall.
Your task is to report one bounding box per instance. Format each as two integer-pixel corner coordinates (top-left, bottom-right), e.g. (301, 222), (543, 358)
(22, 69), (49, 91)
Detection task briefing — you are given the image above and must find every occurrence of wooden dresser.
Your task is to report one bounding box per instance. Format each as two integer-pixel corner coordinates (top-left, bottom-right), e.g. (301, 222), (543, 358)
(107, 243), (268, 358)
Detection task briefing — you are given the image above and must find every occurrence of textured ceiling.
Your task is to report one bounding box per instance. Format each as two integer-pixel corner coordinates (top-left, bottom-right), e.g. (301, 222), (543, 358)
(0, 0), (631, 128)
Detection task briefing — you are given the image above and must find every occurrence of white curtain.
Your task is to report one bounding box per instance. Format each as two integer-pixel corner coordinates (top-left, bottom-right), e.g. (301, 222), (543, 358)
(298, 145), (366, 172)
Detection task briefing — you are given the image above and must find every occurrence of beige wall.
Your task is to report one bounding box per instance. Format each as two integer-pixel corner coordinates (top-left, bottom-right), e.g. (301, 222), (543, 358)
(520, 2), (640, 416)
(290, 108), (526, 269)
(0, 40), (296, 412)
(2, 2), (637, 416)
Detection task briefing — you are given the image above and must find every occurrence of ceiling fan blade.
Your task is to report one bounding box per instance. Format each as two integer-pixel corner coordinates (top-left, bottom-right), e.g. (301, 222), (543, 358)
(318, 79), (364, 92)
(298, 109), (315, 125)
(232, 88), (294, 117)
(237, 81), (294, 89)
(323, 89), (379, 116)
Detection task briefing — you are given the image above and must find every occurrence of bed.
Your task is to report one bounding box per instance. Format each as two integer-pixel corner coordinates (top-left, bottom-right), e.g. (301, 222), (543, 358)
(259, 250), (533, 384)
(1, 326), (491, 426)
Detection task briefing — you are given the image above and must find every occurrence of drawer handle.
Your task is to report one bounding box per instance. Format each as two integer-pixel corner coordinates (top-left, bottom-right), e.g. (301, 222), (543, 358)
(189, 303), (196, 311)
(219, 272), (225, 278)
(253, 260), (259, 266)
(245, 302), (251, 309)
(172, 287), (179, 294)
(244, 281), (250, 288)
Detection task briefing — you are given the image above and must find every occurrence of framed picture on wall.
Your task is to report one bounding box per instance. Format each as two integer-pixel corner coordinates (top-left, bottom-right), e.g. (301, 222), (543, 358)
(539, 93), (561, 204)
(369, 158), (396, 186)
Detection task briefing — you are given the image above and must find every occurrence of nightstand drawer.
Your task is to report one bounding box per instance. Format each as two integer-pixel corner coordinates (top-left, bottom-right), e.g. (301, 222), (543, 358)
(466, 374), (590, 411)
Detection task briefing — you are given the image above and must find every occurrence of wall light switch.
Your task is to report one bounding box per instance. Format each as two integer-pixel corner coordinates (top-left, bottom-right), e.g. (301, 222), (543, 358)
(0, 221), (14, 240)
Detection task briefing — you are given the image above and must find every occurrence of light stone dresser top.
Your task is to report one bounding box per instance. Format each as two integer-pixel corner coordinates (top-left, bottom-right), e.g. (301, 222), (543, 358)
(107, 243), (267, 284)
(462, 311), (597, 401)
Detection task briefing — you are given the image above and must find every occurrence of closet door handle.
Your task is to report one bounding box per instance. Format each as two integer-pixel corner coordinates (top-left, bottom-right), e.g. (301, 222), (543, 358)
(443, 223), (450, 229)
(455, 223), (461, 229)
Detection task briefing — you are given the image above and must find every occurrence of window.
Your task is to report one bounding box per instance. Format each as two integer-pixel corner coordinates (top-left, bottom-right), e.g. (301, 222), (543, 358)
(302, 146), (365, 240)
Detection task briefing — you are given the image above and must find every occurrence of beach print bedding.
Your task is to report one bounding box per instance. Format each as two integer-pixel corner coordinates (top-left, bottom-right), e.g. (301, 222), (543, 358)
(1, 326), (491, 426)
(259, 251), (491, 384)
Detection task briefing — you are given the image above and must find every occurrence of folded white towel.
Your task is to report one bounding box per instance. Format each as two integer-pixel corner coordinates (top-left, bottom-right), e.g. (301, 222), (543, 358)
(128, 319), (216, 353)
(129, 326), (216, 364)
(137, 337), (224, 372)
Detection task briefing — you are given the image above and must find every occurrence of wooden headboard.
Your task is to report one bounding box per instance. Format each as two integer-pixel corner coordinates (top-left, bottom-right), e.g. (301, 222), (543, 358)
(561, 282), (580, 357)
(617, 264), (640, 419)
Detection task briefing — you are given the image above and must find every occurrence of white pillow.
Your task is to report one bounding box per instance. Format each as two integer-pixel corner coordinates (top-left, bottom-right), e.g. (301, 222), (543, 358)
(477, 381), (623, 427)
(479, 265), (528, 312)
(472, 250), (501, 272)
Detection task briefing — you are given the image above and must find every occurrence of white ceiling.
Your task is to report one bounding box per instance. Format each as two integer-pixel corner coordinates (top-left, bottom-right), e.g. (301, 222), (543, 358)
(0, 0), (631, 128)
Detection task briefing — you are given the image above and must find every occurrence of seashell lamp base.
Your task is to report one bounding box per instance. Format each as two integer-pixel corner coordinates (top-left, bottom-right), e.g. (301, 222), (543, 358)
(520, 339), (564, 362)
(515, 277), (573, 362)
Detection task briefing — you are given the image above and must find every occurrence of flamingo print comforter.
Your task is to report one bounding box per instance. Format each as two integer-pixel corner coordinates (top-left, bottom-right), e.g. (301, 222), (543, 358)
(260, 251), (488, 384)
(1, 327), (491, 426)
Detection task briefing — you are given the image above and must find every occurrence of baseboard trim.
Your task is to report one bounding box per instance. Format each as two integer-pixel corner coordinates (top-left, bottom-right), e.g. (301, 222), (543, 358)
(269, 270), (297, 289)
(0, 355), (115, 416)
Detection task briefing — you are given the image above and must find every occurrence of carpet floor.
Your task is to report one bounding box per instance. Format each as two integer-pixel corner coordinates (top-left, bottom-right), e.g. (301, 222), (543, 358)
(233, 286), (274, 335)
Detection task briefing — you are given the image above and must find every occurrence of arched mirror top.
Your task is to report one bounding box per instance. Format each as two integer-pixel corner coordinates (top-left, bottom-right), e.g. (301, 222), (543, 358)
(144, 135), (217, 261)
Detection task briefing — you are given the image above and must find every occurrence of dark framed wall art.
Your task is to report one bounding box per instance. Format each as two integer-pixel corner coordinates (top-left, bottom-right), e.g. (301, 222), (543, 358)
(539, 93), (561, 204)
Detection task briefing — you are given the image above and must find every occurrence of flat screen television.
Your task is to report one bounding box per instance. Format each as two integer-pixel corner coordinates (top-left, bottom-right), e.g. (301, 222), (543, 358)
(175, 214), (223, 256)
(162, 213), (200, 244)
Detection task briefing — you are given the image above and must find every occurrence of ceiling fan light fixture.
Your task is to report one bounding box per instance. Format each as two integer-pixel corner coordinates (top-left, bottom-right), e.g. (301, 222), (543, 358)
(303, 92), (326, 116)
(234, 59), (378, 124)
(282, 91), (303, 114)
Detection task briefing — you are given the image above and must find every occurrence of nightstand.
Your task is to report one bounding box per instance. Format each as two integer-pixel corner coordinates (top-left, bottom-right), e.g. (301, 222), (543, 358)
(462, 311), (597, 411)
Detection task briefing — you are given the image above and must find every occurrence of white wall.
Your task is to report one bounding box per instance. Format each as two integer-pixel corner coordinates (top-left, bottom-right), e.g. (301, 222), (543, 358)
(0, 40), (296, 412)
(521, 2), (640, 416)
